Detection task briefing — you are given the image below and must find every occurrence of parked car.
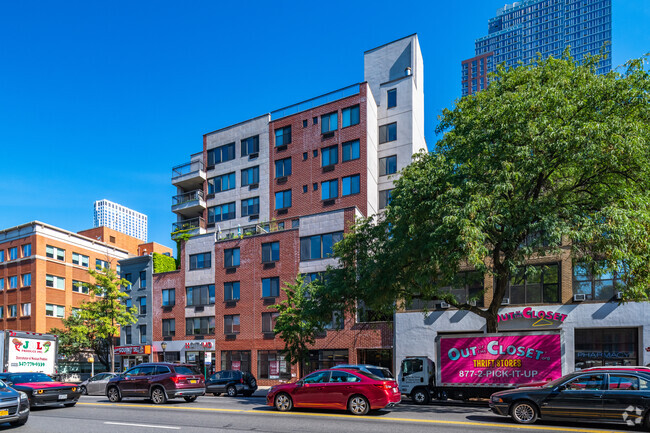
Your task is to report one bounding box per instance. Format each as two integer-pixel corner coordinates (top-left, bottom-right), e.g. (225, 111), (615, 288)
(79, 373), (119, 396)
(0, 377), (29, 426)
(105, 363), (205, 404)
(206, 370), (257, 397)
(0, 372), (80, 408)
(489, 369), (650, 427)
(332, 364), (394, 380)
(267, 368), (400, 415)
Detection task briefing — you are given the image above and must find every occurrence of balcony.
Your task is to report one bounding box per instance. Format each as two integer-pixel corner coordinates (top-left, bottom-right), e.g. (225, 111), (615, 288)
(172, 190), (206, 218)
(171, 217), (206, 239)
(215, 216), (298, 243)
(172, 159), (206, 190)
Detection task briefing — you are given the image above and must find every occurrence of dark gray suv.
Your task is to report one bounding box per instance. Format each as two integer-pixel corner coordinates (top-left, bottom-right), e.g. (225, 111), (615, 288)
(206, 370), (257, 397)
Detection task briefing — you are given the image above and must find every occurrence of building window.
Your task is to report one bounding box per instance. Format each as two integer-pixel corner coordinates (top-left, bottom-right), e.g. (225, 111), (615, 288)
(189, 252), (211, 270)
(72, 252), (89, 267)
(379, 123), (397, 144)
(224, 248), (240, 267)
(208, 172), (236, 194)
(574, 328), (638, 369)
(162, 319), (175, 337)
(573, 262), (625, 301)
(208, 202), (236, 223)
(262, 242), (280, 263)
(379, 189), (393, 209)
(21, 273), (31, 287)
(8, 305), (17, 318)
(321, 145), (338, 167)
(241, 197), (260, 217)
(275, 157), (292, 178)
(224, 282), (240, 301)
(72, 280), (89, 294)
(9, 247), (17, 261)
(139, 325), (147, 344)
(0, 278), (4, 290)
(241, 135), (259, 157)
(241, 166), (259, 186)
(321, 112), (338, 134)
(46, 245), (65, 261)
(139, 271), (147, 288)
(342, 105), (360, 127)
(275, 190), (292, 210)
(21, 244), (31, 257)
(186, 316), (215, 335)
(224, 315), (240, 334)
(46, 304), (65, 318)
(46, 275), (65, 290)
(300, 232), (343, 261)
(0, 307), (4, 318)
(0, 250), (4, 262)
(125, 298), (132, 309)
(507, 263), (560, 304)
(162, 289), (175, 307)
(139, 297), (147, 315)
(262, 312), (279, 333)
(124, 326), (132, 344)
(186, 284), (215, 306)
(275, 126), (291, 147)
(262, 277), (280, 298)
(9, 276), (17, 289)
(96, 259), (109, 271)
(379, 155), (397, 176)
(258, 351), (290, 380)
(387, 89), (397, 108)
(207, 142), (236, 166)
(21, 303), (31, 317)
(221, 350), (251, 372)
(407, 271), (485, 310)
(321, 179), (338, 200)
(342, 140), (360, 162)
(123, 273), (132, 291)
(342, 174), (360, 196)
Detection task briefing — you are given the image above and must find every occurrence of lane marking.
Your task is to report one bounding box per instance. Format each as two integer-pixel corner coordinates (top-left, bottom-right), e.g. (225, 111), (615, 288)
(105, 421), (181, 430)
(79, 402), (624, 433)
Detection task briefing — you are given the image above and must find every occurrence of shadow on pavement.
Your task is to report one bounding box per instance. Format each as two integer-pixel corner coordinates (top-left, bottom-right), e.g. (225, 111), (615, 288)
(465, 414), (638, 432)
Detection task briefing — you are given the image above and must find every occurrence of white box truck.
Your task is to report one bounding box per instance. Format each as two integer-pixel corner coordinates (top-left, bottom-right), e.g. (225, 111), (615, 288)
(0, 330), (58, 375)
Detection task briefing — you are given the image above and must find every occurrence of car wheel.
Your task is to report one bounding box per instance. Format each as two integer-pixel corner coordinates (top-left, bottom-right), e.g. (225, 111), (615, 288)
(107, 387), (121, 403)
(151, 387), (168, 405)
(10, 414), (28, 427)
(80, 385), (87, 395)
(411, 388), (430, 405)
(226, 385), (237, 397)
(348, 395), (370, 415)
(274, 393), (293, 412)
(183, 396), (197, 402)
(64, 402), (76, 407)
(510, 401), (538, 424)
(243, 391), (253, 397)
(213, 393), (221, 396)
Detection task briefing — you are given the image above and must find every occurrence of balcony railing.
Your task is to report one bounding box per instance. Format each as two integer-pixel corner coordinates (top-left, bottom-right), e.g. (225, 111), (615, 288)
(270, 84), (360, 120)
(215, 217), (298, 242)
(172, 190), (205, 207)
(172, 160), (204, 180)
(172, 217), (205, 233)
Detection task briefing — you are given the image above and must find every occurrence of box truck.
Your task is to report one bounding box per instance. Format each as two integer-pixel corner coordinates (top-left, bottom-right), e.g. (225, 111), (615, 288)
(0, 330), (58, 375)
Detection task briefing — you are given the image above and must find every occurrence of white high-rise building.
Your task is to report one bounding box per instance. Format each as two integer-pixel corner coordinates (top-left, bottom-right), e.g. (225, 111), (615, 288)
(93, 199), (148, 242)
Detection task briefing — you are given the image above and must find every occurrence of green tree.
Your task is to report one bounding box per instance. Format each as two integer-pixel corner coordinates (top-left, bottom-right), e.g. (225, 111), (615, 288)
(51, 266), (137, 372)
(316, 53), (650, 333)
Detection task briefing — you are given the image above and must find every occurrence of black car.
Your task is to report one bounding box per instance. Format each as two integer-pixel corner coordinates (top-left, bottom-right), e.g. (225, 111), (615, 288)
(0, 378), (29, 426)
(0, 372), (81, 408)
(490, 369), (650, 428)
(206, 370), (257, 397)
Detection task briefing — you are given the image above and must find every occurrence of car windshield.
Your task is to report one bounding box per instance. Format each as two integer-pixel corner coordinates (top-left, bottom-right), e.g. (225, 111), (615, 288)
(543, 375), (576, 388)
(368, 367), (394, 379)
(353, 370), (382, 381)
(6, 373), (53, 383)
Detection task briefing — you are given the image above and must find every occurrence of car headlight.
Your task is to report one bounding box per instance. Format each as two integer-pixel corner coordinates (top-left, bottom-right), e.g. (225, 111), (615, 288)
(71, 387), (77, 392)
(492, 396), (503, 403)
(19, 392), (28, 401)
(37, 389), (44, 394)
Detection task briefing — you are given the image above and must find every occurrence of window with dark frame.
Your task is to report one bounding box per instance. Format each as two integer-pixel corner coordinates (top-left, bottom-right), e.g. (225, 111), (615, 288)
(275, 190), (292, 210)
(387, 89), (397, 108)
(162, 318), (175, 337)
(321, 145), (338, 167)
(139, 271), (147, 288)
(224, 315), (240, 334)
(275, 126), (291, 147)
(241, 135), (259, 157)
(321, 179), (338, 200)
(573, 261), (626, 301)
(208, 203), (236, 223)
(124, 326), (132, 345)
(275, 157), (292, 178)
(342, 174), (360, 196)
(186, 316), (215, 335)
(241, 197), (260, 217)
(207, 142), (236, 165)
(224, 248), (240, 267)
(262, 277), (280, 298)
(342, 105), (360, 127)
(139, 297), (147, 315)
(241, 166), (259, 186)
(162, 289), (175, 307)
(506, 263), (560, 304)
(379, 123), (397, 144)
(189, 252), (211, 270)
(379, 155), (397, 176)
(321, 112), (338, 134)
(379, 189), (393, 209)
(208, 172), (236, 194)
(262, 312), (279, 333)
(186, 284), (215, 306)
(261, 242), (280, 263)
(300, 232), (344, 261)
(342, 140), (360, 162)
(224, 281), (240, 301)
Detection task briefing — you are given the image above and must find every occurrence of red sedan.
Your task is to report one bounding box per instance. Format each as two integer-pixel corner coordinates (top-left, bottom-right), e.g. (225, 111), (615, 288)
(266, 368), (400, 415)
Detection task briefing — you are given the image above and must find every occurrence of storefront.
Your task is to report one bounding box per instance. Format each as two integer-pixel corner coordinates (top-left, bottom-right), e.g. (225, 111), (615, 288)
(303, 349), (348, 375)
(153, 340), (215, 375)
(114, 345), (152, 371)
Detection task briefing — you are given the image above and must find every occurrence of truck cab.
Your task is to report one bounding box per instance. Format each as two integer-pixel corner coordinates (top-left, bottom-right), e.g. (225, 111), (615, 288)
(398, 356), (434, 404)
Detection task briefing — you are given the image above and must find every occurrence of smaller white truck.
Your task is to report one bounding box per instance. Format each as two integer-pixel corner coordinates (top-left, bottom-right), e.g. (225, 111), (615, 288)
(398, 331), (563, 404)
(0, 330), (58, 375)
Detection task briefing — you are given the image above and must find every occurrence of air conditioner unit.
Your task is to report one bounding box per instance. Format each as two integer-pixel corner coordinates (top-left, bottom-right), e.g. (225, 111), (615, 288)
(501, 298), (510, 305)
(615, 291), (623, 300)
(469, 300), (477, 307)
(573, 294), (586, 302)
(439, 302), (450, 309)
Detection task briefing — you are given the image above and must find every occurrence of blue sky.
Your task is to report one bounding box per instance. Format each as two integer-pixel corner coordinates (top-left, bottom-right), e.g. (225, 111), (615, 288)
(1, 0), (648, 251)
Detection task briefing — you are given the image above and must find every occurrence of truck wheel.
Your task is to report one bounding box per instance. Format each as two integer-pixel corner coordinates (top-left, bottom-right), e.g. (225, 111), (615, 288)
(510, 401), (538, 424)
(411, 388), (430, 405)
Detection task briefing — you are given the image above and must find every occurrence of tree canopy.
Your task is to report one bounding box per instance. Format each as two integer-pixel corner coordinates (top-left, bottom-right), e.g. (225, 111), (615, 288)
(310, 53), (650, 333)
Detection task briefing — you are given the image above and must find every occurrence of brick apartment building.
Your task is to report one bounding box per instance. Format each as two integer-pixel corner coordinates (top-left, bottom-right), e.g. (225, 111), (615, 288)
(153, 34), (426, 383)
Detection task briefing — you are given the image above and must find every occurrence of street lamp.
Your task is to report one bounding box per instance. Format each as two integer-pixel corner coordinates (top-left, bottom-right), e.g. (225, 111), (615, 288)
(161, 342), (167, 362)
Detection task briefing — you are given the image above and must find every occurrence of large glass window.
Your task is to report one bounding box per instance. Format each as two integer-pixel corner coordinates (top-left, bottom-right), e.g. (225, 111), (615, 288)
(379, 123), (397, 144)
(221, 350), (251, 372)
(21, 244), (31, 257)
(241, 197), (259, 217)
(208, 202), (236, 223)
(241, 166), (259, 186)
(21, 273), (31, 287)
(207, 142), (235, 166)
(321, 145), (338, 167)
(9, 247), (17, 261)
(304, 350), (348, 375)
(300, 232), (343, 261)
(507, 263), (560, 304)
(45, 304), (65, 318)
(262, 242), (280, 263)
(208, 172), (236, 194)
(46, 275), (65, 290)
(321, 179), (338, 200)
(186, 284), (215, 306)
(262, 277), (280, 298)
(162, 289), (175, 307)
(224, 248), (240, 267)
(72, 280), (89, 294)
(342, 140), (360, 162)
(9, 276), (17, 289)
(342, 174), (360, 196)
(186, 316), (215, 335)
(275, 158), (292, 178)
(342, 105), (360, 127)
(275, 126), (291, 147)
(224, 282), (240, 301)
(258, 351), (290, 380)
(379, 189), (393, 209)
(275, 190), (292, 210)
(575, 328), (638, 370)
(321, 112), (338, 134)
(46, 245), (65, 261)
(262, 312), (279, 333)
(224, 315), (240, 334)
(379, 155), (397, 176)
(573, 262), (625, 301)
(72, 252), (89, 267)
(241, 135), (259, 157)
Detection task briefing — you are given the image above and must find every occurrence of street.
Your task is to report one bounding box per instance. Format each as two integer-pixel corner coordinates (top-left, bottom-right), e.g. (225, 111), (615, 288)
(5, 394), (641, 433)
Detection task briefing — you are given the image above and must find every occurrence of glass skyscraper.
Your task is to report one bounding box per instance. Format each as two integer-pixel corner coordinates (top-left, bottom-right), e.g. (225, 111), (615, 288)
(94, 199), (148, 242)
(462, 0), (611, 96)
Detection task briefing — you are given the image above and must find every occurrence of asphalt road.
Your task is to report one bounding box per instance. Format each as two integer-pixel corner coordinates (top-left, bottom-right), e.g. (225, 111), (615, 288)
(2, 394), (640, 433)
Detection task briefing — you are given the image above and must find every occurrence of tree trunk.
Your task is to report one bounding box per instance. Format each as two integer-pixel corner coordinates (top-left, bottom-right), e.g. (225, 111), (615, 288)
(110, 342), (115, 373)
(485, 315), (498, 333)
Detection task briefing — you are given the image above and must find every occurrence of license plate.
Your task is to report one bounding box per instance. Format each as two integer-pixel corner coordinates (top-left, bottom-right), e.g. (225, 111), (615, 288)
(0, 410), (8, 416)
(58, 394), (67, 400)
(189, 379), (197, 384)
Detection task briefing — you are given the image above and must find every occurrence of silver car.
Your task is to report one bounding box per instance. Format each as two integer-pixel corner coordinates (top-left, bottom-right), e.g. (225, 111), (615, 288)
(79, 373), (119, 396)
